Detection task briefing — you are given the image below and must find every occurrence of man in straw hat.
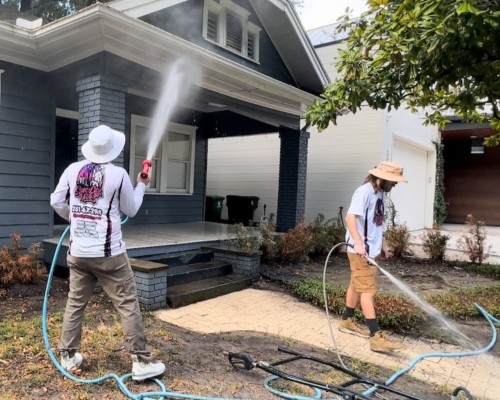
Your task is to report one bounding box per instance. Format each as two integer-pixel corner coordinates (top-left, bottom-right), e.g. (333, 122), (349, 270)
(338, 161), (407, 353)
(50, 125), (165, 380)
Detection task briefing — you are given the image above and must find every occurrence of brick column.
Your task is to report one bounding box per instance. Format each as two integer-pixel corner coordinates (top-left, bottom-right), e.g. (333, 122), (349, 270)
(276, 128), (309, 232)
(76, 75), (126, 166)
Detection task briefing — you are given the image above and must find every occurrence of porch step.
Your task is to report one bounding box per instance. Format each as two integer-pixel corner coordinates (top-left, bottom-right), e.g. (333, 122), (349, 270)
(166, 260), (232, 287)
(144, 250), (213, 268)
(166, 274), (253, 308)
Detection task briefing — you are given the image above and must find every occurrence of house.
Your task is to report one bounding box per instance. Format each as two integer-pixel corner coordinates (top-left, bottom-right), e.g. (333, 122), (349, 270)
(440, 119), (500, 226)
(0, 0), (330, 251)
(207, 22), (440, 232)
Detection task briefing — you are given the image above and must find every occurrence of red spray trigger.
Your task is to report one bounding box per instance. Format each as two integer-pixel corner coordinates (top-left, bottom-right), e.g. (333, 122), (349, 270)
(140, 159), (152, 179)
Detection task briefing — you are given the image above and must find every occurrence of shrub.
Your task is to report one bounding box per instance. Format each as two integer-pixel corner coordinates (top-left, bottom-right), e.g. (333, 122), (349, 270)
(451, 261), (500, 280)
(288, 278), (346, 312)
(259, 213), (278, 262)
(0, 233), (45, 287)
(375, 292), (423, 333)
(421, 225), (450, 261)
(425, 285), (500, 319)
(433, 141), (447, 225)
(278, 220), (314, 263)
(457, 214), (490, 265)
(308, 213), (346, 257)
(384, 224), (410, 258)
(384, 197), (410, 258)
(285, 276), (500, 337)
(231, 223), (260, 251)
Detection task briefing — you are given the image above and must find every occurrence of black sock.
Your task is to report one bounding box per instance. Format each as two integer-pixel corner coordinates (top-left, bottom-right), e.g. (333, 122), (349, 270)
(342, 307), (355, 320)
(366, 319), (379, 336)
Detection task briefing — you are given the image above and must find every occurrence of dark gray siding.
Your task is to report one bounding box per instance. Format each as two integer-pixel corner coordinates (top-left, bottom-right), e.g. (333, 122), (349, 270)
(141, 0), (295, 86)
(0, 62), (54, 248)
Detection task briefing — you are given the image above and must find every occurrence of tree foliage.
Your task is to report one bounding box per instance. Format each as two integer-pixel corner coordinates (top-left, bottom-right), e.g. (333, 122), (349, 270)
(1, 0), (113, 22)
(305, 0), (500, 145)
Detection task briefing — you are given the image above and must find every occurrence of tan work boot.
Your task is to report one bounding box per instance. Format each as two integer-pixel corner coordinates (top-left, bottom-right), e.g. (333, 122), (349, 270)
(370, 331), (406, 353)
(338, 317), (370, 338)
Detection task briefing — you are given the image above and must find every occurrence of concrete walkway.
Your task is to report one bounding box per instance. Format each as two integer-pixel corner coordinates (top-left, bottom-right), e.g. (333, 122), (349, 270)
(155, 288), (499, 400)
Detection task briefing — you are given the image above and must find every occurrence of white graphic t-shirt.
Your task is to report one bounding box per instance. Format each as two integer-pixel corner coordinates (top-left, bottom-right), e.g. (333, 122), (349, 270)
(50, 160), (145, 258)
(345, 182), (385, 258)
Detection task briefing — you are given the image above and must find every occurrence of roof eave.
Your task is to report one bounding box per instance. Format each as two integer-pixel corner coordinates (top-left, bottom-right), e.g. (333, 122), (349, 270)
(0, 4), (316, 116)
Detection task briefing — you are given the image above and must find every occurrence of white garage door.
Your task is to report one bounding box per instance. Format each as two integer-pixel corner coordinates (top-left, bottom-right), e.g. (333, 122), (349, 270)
(390, 139), (428, 231)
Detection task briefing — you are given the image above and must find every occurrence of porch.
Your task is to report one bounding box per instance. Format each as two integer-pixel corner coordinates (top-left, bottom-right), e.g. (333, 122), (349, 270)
(43, 221), (241, 268)
(43, 221), (500, 268)
(42, 221), (260, 310)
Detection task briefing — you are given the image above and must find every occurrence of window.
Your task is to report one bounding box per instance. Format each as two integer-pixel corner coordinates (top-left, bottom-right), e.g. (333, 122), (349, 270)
(130, 115), (196, 195)
(203, 0), (261, 62)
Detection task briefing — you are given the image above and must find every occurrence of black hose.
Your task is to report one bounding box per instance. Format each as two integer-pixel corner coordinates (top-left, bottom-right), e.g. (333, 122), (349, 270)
(451, 386), (473, 400)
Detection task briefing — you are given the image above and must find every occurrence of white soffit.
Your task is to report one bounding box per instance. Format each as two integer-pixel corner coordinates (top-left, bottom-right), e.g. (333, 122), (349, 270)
(108, 0), (188, 18)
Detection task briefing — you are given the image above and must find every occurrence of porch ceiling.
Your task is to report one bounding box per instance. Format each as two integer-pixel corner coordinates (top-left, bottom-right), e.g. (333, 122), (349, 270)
(0, 4), (317, 117)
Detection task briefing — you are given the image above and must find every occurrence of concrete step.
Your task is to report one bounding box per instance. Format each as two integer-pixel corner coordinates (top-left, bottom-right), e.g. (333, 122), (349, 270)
(167, 274), (253, 308)
(166, 261), (232, 287)
(143, 250), (214, 267)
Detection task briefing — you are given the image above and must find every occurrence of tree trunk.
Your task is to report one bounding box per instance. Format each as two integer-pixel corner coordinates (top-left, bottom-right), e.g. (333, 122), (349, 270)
(20, 0), (32, 12)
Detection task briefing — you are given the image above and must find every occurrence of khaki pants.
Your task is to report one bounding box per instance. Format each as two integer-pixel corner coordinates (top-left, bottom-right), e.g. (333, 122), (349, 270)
(58, 253), (151, 362)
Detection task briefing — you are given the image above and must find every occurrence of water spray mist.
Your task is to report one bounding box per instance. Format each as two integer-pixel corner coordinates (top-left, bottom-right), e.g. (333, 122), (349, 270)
(145, 58), (201, 161)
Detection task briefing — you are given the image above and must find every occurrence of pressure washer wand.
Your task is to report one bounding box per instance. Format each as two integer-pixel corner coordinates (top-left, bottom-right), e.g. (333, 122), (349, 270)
(364, 255), (379, 267)
(140, 159), (152, 179)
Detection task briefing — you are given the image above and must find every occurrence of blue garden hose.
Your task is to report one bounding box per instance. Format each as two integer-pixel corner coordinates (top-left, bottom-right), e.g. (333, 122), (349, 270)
(43, 229), (499, 400)
(42, 223), (321, 400)
(41, 224), (252, 400)
(362, 304), (499, 397)
(322, 243), (499, 399)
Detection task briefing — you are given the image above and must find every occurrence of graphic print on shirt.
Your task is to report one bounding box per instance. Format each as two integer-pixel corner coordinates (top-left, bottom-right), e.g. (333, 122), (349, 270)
(72, 164), (104, 238)
(373, 197), (384, 226)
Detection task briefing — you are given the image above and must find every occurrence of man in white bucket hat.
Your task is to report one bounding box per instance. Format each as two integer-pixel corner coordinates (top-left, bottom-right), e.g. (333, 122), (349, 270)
(50, 125), (165, 380)
(339, 161), (408, 353)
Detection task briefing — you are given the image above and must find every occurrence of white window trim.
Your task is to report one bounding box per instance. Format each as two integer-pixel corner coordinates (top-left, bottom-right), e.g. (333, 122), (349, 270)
(203, 0), (261, 63)
(130, 114), (197, 196)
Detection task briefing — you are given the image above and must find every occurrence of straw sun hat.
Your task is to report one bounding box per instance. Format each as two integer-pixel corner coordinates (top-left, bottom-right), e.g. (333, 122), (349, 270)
(368, 161), (407, 183)
(81, 125), (125, 164)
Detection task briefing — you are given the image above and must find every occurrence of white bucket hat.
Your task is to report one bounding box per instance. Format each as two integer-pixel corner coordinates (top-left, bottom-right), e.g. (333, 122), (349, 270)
(81, 125), (125, 164)
(368, 161), (408, 182)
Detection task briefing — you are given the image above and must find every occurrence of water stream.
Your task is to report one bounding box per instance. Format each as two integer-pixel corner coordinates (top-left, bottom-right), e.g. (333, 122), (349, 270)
(377, 265), (478, 349)
(146, 58), (200, 160)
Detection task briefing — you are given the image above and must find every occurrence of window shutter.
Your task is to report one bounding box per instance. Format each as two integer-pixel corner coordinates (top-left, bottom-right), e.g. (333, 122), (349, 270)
(226, 12), (243, 52)
(207, 11), (218, 42)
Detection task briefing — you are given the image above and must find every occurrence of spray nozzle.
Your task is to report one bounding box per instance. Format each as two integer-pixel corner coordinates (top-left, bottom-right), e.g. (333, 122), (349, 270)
(140, 159), (152, 179)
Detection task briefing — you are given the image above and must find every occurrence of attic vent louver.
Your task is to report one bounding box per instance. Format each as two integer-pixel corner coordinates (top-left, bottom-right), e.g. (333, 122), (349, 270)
(16, 18), (42, 29)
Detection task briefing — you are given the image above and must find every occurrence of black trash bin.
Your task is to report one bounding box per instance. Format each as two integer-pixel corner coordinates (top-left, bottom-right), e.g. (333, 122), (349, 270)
(226, 195), (259, 225)
(205, 195), (225, 222)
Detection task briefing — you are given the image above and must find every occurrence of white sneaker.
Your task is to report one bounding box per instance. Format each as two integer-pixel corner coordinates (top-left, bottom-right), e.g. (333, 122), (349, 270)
(131, 355), (165, 381)
(60, 351), (83, 371)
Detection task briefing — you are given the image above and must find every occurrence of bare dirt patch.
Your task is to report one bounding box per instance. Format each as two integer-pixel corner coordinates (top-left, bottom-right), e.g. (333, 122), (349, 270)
(0, 255), (498, 399)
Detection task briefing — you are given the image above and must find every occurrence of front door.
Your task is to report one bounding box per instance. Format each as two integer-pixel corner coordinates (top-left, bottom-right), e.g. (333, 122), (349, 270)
(54, 116), (78, 225)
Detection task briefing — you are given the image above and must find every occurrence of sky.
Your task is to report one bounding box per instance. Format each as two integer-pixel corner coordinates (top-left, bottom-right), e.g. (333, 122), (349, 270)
(297, 0), (369, 30)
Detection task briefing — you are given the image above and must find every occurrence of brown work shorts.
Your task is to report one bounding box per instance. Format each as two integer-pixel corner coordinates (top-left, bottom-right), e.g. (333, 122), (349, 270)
(347, 252), (378, 294)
